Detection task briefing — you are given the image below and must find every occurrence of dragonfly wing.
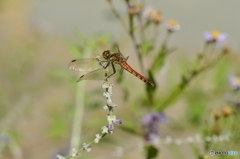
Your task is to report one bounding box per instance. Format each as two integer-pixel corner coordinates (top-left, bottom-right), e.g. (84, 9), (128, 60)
(76, 66), (116, 81)
(68, 58), (108, 72)
(77, 64), (122, 82)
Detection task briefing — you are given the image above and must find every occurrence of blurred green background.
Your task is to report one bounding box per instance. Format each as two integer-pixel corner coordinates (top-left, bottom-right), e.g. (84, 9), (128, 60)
(0, 0), (240, 159)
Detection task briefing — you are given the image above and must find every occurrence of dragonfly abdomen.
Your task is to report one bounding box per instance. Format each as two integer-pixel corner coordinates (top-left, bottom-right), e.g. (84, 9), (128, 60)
(120, 62), (154, 87)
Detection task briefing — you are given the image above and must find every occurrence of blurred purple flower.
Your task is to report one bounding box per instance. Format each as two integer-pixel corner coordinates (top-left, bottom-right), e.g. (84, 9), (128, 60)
(142, 112), (168, 145)
(0, 132), (10, 144)
(204, 31), (227, 43)
(108, 123), (114, 132)
(229, 75), (240, 90)
(106, 114), (122, 132)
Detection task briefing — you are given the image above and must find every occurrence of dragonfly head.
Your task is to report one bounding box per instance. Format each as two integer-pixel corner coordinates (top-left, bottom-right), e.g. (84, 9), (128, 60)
(102, 50), (111, 59)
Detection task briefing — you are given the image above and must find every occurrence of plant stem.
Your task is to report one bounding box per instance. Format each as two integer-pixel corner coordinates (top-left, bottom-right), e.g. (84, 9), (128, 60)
(107, 0), (146, 75)
(70, 81), (86, 153)
(156, 53), (225, 111)
(107, 0), (128, 33)
(128, 14), (146, 75)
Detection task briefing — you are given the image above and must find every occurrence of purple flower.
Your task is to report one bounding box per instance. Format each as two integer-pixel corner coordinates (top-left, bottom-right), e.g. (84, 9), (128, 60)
(204, 31), (227, 43)
(108, 123), (114, 132)
(142, 112), (168, 145)
(106, 114), (122, 132)
(229, 75), (240, 90)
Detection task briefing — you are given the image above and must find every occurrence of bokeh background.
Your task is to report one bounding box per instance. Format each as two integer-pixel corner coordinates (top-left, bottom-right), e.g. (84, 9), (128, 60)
(1, 0), (240, 159)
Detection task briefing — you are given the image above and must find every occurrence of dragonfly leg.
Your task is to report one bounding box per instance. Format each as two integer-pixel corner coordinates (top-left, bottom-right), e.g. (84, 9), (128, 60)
(99, 61), (110, 69)
(106, 62), (116, 79)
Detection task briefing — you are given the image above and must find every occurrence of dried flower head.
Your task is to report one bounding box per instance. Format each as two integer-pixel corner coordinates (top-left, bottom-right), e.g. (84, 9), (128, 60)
(127, 3), (143, 16)
(223, 106), (232, 117)
(214, 110), (222, 121)
(213, 123), (221, 135)
(143, 6), (163, 24)
(222, 45), (231, 54)
(165, 19), (180, 32)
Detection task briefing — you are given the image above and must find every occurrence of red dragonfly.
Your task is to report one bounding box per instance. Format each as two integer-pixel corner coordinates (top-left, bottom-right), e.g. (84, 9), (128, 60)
(68, 49), (154, 87)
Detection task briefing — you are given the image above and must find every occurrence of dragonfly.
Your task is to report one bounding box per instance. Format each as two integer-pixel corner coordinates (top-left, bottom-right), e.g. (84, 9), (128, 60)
(68, 49), (154, 87)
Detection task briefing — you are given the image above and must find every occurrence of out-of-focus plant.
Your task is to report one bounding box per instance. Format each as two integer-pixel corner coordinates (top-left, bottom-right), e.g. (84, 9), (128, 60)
(57, 1), (233, 159)
(188, 75), (240, 159)
(105, 0), (230, 158)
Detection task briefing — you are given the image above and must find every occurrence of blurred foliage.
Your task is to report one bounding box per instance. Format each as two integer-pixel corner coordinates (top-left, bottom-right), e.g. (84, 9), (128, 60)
(0, 0), (239, 159)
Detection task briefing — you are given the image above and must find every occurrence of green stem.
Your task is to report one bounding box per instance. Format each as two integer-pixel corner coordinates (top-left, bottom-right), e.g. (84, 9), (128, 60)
(156, 53), (225, 111)
(70, 81), (86, 152)
(128, 14), (145, 75)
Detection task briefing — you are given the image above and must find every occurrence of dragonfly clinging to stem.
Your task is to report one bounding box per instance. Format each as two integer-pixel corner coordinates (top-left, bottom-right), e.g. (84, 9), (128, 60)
(68, 48), (154, 87)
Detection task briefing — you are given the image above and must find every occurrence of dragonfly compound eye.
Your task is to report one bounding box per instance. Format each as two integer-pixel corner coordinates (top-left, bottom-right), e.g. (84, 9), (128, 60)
(102, 50), (111, 59)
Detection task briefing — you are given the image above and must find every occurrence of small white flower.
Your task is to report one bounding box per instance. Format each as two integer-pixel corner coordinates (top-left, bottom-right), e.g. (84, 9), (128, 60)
(107, 114), (116, 124)
(186, 136), (194, 143)
(108, 85), (113, 94)
(195, 134), (202, 143)
(103, 92), (112, 98)
(71, 148), (77, 157)
(101, 126), (108, 134)
(149, 133), (160, 145)
(165, 20), (180, 32)
(83, 143), (91, 152)
(106, 97), (113, 104)
(164, 136), (172, 144)
(175, 139), (182, 145)
(218, 135), (225, 141)
(212, 135), (219, 142)
(56, 155), (66, 159)
(94, 134), (102, 143)
(143, 6), (163, 24)
(205, 136), (212, 142)
(107, 102), (117, 107)
(102, 82), (113, 89)
(103, 105), (108, 110)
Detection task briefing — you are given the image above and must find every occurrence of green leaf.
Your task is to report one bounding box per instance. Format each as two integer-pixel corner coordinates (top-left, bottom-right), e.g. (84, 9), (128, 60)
(186, 91), (207, 125)
(146, 145), (159, 159)
(151, 46), (168, 75)
(189, 143), (201, 158)
(214, 59), (229, 89)
(146, 70), (157, 103)
(141, 41), (153, 56)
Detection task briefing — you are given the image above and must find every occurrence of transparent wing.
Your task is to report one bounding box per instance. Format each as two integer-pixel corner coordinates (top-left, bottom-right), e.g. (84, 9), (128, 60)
(68, 58), (108, 72)
(76, 62), (122, 81)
